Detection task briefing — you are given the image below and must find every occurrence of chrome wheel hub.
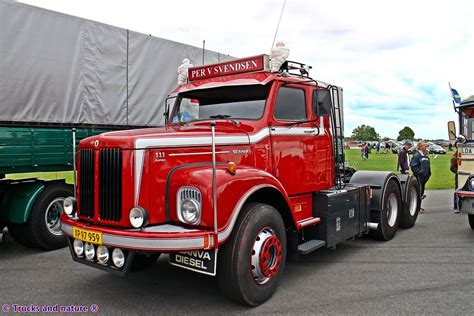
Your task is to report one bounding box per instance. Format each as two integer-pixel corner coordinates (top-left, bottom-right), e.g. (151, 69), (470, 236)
(45, 197), (65, 236)
(251, 227), (282, 285)
(387, 193), (398, 227)
(409, 187), (418, 216)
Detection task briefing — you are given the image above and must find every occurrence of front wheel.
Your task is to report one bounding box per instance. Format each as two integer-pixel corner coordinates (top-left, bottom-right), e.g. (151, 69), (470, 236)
(370, 180), (401, 241)
(217, 203), (286, 306)
(469, 214), (474, 230)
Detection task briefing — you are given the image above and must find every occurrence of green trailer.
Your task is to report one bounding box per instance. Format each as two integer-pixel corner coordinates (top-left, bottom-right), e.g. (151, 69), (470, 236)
(0, 127), (106, 249)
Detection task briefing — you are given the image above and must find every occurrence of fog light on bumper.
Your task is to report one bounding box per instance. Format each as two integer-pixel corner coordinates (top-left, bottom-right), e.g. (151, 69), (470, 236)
(84, 243), (95, 260)
(112, 248), (125, 268)
(97, 245), (109, 264)
(73, 239), (84, 257)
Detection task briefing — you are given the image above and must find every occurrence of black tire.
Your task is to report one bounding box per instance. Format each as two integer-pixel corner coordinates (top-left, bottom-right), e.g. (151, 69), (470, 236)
(469, 214), (474, 230)
(130, 253), (161, 271)
(217, 203), (286, 306)
(399, 176), (421, 228)
(8, 182), (73, 250)
(370, 180), (401, 241)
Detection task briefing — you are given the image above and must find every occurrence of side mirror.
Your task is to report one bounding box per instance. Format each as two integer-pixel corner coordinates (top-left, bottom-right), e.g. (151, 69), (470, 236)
(447, 121), (456, 141)
(313, 89), (332, 116)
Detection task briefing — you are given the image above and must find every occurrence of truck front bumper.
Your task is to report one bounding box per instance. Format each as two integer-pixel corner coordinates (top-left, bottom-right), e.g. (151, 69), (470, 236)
(456, 190), (474, 214)
(61, 216), (216, 252)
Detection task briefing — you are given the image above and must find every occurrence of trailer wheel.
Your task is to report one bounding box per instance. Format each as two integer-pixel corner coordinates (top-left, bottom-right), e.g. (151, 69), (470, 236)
(399, 176), (421, 228)
(8, 182), (73, 250)
(130, 253), (161, 271)
(469, 214), (474, 230)
(217, 203), (286, 306)
(371, 180), (401, 241)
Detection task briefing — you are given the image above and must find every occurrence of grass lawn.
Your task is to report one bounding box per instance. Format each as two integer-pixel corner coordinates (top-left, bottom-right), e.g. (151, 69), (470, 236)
(345, 149), (454, 190)
(6, 149), (455, 190)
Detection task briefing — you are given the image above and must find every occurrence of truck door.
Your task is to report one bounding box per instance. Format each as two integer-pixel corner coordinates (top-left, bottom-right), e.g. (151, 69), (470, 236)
(269, 84), (326, 195)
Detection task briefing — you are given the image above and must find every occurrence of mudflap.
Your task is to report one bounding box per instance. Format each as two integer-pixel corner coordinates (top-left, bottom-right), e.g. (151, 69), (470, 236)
(169, 249), (217, 276)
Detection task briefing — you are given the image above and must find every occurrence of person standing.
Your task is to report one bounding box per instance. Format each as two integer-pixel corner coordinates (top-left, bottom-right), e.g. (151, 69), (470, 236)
(410, 140), (431, 200)
(397, 140), (412, 174)
(360, 143), (366, 160)
(376, 142), (381, 154)
(450, 142), (459, 213)
(365, 143), (370, 160)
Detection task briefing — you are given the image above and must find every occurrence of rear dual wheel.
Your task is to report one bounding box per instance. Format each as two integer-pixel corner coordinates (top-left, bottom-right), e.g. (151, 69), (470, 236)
(399, 176), (421, 228)
(371, 180), (401, 241)
(217, 203), (286, 306)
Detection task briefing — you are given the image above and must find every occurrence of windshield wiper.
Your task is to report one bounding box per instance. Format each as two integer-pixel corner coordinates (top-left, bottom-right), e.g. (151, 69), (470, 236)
(209, 114), (240, 126)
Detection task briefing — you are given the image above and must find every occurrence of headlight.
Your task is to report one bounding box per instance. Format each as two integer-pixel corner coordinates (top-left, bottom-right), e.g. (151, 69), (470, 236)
(177, 187), (202, 225)
(64, 197), (76, 216)
(97, 245), (109, 264)
(129, 206), (148, 228)
(469, 177), (474, 191)
(84, 243), (95, 260)
(112, 248), (125, 268)
(73, 239), (84, 256)
(180, 199), (200, 224)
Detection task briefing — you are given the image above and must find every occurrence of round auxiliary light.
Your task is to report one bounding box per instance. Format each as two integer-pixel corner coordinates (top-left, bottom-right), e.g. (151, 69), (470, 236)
(73, 239), (84, 257)
(84, 243), (95, 260)
(63, 197), (76, 216)
(180, 199), (200, 224)
(97, 245), (109, 264)
(469, 177), (474, 191)
(112, 248), (125, 268)
(129, 207), (148, 228)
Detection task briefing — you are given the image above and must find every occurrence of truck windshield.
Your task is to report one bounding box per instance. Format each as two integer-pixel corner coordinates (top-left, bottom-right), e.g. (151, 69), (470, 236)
(172, 85), (269, 124)
(460, 108), (474, 141)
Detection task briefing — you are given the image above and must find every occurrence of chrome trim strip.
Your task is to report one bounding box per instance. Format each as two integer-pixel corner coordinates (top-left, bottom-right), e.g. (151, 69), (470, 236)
(458, 170), (472, 175)
(169, 151), (230, 157)
(297, 217), (321, 228)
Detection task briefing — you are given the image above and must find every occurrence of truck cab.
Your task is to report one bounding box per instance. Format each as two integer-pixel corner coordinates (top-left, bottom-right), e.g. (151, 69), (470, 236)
(449, 95), (474, 229)
(61, 54), (420, 306)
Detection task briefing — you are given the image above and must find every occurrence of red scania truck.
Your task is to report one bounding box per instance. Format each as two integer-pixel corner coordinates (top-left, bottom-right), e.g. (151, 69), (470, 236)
(60, 54), (421, 306)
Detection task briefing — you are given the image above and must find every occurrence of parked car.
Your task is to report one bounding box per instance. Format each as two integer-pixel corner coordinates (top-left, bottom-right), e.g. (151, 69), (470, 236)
(428, 142), (446, 154)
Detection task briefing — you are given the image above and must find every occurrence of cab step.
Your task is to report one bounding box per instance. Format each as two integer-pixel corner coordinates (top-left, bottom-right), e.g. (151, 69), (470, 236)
(298, 239), (326, 255)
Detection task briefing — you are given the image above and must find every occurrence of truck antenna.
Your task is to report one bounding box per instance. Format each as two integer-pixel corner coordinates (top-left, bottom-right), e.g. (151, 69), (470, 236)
(271, 0), (287, 49)
(202, 40), (206, 65)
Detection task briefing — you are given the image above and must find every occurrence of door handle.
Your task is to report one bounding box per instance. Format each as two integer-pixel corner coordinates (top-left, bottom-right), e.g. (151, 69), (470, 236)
(304, 129), (316, 134)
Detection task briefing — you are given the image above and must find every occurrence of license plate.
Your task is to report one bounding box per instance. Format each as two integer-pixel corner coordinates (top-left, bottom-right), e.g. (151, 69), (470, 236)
(169, 250), (217, 276)
(73, 227), (103, 245)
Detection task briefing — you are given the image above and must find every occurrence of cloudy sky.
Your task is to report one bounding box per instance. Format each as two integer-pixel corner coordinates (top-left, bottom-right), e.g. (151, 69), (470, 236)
(20, 0), (474, 139)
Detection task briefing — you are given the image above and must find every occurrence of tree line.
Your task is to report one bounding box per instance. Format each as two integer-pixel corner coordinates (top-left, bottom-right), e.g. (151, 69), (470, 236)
(351, 125), (415, 141)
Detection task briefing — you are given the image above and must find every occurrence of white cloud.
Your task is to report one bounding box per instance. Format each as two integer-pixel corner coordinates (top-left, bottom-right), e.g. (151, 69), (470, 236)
(18, 0), (474, 139)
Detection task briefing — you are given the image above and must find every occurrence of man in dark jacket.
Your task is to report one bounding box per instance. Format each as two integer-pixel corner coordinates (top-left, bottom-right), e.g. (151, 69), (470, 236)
(410, 141), (431, 199)
(397, 140), (412, 174)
